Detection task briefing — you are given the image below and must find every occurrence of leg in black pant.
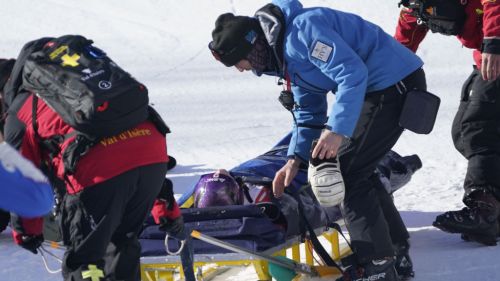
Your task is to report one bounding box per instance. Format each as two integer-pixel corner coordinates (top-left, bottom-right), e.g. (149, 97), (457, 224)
(452, 69), (500, 200)
(340, 69), (426, 263)
(434, 68), (500, 245)
(340, 88), (405, 263)
(61, 163), (168, 281)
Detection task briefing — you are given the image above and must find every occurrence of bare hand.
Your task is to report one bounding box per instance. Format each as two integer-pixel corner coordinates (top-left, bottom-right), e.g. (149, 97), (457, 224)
(481, 53), (500, 81)
(311, 130), (344, 159)
(272, 159), (300, 198)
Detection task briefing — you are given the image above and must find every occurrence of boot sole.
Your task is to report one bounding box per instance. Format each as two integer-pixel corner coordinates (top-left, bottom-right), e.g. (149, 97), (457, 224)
(434, 221), (498, 246)
(461, 233), (498, 246)
(398, 272), (415, 281)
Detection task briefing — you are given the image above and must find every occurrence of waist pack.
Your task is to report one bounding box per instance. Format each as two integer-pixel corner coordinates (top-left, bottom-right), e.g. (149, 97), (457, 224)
(18, 35), (169, 174)
(399, 0), (467, 35)
(399, 89), (441, 134)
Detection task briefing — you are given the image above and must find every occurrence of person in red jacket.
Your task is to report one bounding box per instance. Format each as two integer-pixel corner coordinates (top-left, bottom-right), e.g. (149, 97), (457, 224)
(395, 0), (500, 246)
(4, 77), (174, 281)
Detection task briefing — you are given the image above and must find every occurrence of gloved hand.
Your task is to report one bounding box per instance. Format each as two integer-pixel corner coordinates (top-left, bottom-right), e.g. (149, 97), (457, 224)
(308, 140), (345, 207)
(159, 216), (186, 239)
(19, 234), (44, 254)
(158, 178), (176, 210)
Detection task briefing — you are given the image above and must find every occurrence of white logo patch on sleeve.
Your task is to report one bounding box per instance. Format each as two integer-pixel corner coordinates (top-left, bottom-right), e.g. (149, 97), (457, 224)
(311, 41), (333, 63)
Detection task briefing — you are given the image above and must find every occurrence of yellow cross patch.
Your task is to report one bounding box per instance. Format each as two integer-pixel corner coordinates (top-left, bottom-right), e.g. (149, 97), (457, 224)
(81, 264), (104, 281)
(61, 53), (80, 67)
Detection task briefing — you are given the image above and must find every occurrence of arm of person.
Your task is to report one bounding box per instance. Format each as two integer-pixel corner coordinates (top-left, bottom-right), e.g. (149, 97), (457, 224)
(394, 7), (429, 52)
(275, 20), (368, 195)
(296, 20), (368, 158)
(3, 122), (50, 253)
(481, 0), (500, 81)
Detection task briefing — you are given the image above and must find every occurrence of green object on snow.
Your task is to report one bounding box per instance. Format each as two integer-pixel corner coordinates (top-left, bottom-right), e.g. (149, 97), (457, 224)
(268, 256), (298, 281)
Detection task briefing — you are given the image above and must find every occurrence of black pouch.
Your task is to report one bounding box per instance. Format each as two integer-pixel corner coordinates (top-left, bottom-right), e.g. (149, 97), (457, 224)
(399, 89), (440, 134)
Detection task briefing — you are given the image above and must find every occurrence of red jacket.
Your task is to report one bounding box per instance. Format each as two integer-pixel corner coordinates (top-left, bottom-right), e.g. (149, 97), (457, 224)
(395, 0), (500, 67)
(17, 95), (169, 193)
(12, 95), (173, 241)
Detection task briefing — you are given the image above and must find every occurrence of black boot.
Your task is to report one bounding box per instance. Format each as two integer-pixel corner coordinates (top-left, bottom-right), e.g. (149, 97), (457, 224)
(394, 241), (414, 280)
(433, 190), (500, 246)
(336, 257), (400, 281)
(461, 214), (500, 242)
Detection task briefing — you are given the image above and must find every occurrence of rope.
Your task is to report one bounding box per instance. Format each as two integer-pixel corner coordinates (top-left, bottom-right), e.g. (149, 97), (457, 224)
(164, 234), (186, 256)
(39, 245), (63, 274)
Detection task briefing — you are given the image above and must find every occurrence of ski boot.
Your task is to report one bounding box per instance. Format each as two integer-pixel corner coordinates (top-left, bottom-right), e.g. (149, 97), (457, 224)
(433, 190), (500, 246)
(461, 214), (500, 243)
(394, 241), (414, 280)
(336, 257), (401, 281)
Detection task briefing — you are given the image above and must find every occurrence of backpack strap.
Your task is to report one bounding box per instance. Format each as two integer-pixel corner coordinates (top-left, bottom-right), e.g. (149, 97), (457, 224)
(31, 94), (79, 195)
(288, 186), (343, 272)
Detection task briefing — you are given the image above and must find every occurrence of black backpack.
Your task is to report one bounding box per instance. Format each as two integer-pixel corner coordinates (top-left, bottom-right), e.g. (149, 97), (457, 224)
(399, 0), (467, 35)
(22, 35), (150, 138)
(17, 35), (169, 175)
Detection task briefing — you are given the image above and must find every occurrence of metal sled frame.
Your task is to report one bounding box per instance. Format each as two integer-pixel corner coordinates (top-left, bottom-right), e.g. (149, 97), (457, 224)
(139, 222), (351, 281)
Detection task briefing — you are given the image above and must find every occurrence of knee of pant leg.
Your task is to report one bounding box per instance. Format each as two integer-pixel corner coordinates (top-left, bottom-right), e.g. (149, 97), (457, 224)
(460, 120), (500, 158)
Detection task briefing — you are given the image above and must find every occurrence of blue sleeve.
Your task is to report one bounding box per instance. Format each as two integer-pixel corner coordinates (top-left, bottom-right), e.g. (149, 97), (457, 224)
(296, 19), (368, 137)
(287, 87), (326, 161)
(0, 165), (53, 217)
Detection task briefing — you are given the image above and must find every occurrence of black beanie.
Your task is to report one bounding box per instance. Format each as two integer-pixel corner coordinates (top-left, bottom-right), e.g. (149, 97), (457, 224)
(209, 13), (262, 67)
(0, 59), (15, 93)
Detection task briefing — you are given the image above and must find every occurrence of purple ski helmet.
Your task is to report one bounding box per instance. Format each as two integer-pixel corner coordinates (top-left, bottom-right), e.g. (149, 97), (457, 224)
(193, 173), (243, 208)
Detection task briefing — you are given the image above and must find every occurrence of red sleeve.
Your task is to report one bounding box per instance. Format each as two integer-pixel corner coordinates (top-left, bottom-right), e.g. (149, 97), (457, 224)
(151, 199), (181, 224)
(482, 0), (500, 38)
(394, 8), (429, 52)
(18, 97), (43, 168)
(19, 127), (43, 167)
(482, 0), (500, 54)
(14, 133), (45, 238)
(11, 97), (46, 241)
(11, 217), (44, 244)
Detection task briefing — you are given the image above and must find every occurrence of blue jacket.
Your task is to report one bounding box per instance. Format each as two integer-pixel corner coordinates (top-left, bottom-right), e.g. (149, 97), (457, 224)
(0, 143), (53, 217)
(268, 0), (423, 161)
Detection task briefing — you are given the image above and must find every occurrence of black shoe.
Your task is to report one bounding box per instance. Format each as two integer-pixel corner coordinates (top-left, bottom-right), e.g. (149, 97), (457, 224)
(336, 258), (400, 281)
(433, 191), (500, 246)
(460, 210), (500, 244)
(394, 242), (414, 280)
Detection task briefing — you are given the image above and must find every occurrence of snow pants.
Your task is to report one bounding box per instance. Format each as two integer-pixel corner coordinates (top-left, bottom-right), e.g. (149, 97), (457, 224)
(339, 68), (426, 263)
(452, 67), (500, 202)
(60, 163), (168, 281)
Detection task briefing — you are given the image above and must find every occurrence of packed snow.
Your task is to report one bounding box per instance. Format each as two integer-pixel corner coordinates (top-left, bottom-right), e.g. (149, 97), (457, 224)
(0, 0), (499, 280)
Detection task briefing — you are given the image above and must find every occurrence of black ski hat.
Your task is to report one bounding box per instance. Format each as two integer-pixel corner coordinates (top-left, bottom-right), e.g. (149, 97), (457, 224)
(0, 59), (15, 93)
(209, 13), (261, 67)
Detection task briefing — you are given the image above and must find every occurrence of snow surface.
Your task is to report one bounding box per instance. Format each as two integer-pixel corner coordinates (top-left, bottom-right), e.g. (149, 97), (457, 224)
(0, 0), (499, 280)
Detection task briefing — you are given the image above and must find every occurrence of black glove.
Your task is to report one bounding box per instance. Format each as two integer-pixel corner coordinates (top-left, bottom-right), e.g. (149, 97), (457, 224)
(159, 216), (185, 239)
(20, 234), (44, 254)
(158, 178), (176, 210)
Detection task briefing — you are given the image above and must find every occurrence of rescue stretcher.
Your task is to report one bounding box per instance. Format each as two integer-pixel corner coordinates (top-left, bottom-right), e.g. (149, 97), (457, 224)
(138, 133), (420, 281)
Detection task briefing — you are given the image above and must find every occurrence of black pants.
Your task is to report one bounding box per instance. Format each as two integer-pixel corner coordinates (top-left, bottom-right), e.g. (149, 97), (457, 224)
(339, 69), (426, 263)
(60, 163), (168, 281)
(452, 68), (500, 201)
